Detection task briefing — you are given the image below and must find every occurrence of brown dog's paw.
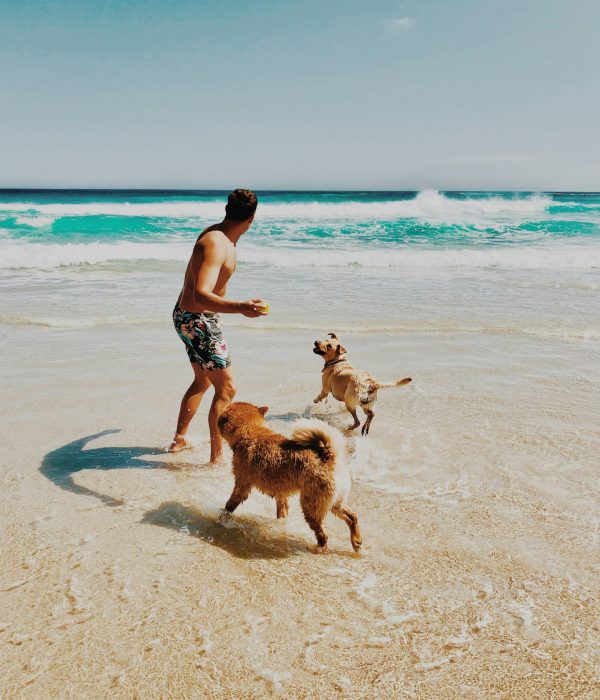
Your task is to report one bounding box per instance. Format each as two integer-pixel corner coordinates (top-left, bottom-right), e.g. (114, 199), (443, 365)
(314, 544), (329, 554)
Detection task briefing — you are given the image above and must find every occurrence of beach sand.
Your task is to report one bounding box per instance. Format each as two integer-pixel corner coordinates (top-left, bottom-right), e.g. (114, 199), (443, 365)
(1, 320), (598, 698)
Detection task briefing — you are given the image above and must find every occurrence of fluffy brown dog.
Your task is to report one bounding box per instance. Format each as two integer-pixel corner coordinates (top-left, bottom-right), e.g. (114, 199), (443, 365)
(218, 402), (361, 553)
(313, 333), (412, 435)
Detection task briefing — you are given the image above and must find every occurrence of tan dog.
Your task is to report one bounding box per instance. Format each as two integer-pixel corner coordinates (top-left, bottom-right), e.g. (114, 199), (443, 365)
(313, 333), (412, 435)
(218, 402), (361, 553)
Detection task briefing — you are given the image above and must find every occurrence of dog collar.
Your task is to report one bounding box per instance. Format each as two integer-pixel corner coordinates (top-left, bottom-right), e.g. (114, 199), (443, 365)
(322, 357), (346, 372)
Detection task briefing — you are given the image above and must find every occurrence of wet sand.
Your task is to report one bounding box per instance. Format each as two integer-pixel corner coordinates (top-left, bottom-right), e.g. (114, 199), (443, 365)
(1, 325), (599, 698)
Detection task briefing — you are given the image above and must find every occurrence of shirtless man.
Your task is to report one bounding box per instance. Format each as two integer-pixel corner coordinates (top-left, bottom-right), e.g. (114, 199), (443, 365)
(169, 189), (265, 462)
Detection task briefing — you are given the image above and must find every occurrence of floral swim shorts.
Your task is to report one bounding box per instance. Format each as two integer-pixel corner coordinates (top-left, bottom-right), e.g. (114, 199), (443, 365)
(173, 303), (231, 370)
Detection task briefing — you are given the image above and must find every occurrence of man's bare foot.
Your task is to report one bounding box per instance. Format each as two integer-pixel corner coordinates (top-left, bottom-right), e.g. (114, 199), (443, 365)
(167, 434), (191, 453)
(209, 452), (226, 466)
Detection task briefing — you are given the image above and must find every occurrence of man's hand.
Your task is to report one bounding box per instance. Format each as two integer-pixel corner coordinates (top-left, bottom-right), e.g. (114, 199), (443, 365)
(240, 299), (267, 318)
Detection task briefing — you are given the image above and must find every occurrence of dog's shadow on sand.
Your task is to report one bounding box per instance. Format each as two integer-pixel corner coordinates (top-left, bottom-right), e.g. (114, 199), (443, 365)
(142, 502), (310, 560)
(40, 431), (314, 560)
(40, 429), (169, 507)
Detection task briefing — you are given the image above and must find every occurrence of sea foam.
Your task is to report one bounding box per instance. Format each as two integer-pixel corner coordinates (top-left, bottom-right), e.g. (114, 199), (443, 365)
(1, 239), (599, 271)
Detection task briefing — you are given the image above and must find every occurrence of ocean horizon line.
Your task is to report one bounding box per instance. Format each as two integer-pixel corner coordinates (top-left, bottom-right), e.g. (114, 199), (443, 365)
(1, 188), (600, 196)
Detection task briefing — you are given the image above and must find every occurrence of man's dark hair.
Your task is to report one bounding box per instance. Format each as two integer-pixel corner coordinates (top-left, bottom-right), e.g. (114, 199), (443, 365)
(225, 189), (258, 221)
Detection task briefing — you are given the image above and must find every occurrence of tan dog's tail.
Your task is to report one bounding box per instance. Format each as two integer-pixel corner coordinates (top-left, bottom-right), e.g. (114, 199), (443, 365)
(290, 419), (345, 468)
(376, 377), (412, 389)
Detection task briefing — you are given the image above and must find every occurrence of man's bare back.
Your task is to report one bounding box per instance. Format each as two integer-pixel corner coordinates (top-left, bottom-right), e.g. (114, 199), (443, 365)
(169, 189), (264, 462)
(178, 224), (261, 316)
(179, 226), (236, 312)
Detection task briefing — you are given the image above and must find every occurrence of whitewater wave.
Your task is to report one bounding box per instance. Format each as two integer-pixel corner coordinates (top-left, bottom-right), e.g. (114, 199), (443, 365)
(0, 241), (191, 269)
(0, 191), (554, 224)
(1, 239), (599, 271)
(242, 243), (600, 270)
(14, 214), (56, 228)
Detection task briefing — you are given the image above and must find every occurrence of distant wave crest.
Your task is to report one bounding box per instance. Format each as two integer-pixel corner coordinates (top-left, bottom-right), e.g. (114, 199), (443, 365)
(0, 190), (555, 224)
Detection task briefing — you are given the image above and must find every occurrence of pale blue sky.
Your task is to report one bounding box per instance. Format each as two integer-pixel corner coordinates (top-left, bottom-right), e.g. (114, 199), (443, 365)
(1, 0), (599, 189)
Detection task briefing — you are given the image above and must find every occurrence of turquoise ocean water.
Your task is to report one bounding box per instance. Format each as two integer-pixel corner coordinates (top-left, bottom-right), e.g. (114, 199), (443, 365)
(1, 190), (599, 337)
(2, 189), (600, 260)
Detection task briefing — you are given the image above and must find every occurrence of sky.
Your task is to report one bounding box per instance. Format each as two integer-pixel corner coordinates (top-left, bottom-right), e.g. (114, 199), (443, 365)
(1, 0), (599, 190)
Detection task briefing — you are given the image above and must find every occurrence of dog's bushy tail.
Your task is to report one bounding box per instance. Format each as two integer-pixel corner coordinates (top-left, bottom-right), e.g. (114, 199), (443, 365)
(376, 377), (412, 389)
(290, 419), (345, 468)
(291, 419), (351, 504)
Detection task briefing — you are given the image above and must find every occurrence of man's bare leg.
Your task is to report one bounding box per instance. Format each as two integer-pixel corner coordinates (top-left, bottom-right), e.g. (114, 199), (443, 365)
(206, 367), (236, 464)
(169, 365), (211, 452)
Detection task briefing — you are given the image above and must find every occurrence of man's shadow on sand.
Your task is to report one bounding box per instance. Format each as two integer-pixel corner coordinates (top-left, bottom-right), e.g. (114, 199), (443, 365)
(39, 430), (312, 559)
(39, 429), (167, 507)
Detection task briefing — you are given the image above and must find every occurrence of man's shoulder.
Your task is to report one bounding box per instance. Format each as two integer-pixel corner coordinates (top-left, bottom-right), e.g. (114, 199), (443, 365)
(192, 229), (230, 262)
(195, 229), (229, 249)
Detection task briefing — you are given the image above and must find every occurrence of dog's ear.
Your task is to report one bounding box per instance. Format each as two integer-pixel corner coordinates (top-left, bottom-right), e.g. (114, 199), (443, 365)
(328, 332), (338, 339)
(258, 406), (269, 416)
(335, 344), (346, 357)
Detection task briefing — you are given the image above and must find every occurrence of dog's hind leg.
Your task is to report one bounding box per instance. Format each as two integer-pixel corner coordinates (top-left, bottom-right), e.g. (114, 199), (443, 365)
(344, 389), (361, 430)
(332, 503), (362, 552)
(347, 408), (360, 431)
(361, 409), (374, 435)
(300, 491), (330, 553)
(276, 496), (289, 519)
(304, 515), (328, 553)
(224, 481), (251, 513)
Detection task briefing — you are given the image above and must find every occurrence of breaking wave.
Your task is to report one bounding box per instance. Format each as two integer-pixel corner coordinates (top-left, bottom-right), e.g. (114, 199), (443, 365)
(0, 191), (555, 224)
